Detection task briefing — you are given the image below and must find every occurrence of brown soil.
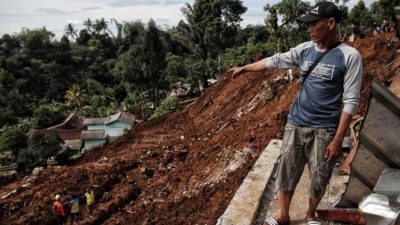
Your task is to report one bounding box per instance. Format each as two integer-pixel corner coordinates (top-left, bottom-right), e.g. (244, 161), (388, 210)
(0, 34), (398, 225)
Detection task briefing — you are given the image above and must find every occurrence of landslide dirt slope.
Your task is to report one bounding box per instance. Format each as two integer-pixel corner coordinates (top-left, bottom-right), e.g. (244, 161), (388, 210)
(0, 34), (397, 225)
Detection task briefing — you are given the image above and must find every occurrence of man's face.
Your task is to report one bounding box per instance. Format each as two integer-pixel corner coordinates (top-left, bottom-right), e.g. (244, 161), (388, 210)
(307, 18), (334, 43)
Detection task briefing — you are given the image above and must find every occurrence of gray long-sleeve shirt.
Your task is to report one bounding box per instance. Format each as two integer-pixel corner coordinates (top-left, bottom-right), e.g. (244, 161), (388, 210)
(266, 41), (363, 128)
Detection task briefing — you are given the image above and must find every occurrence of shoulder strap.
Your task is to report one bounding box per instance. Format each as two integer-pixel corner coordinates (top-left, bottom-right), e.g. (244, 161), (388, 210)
(301, 41), (341, 85)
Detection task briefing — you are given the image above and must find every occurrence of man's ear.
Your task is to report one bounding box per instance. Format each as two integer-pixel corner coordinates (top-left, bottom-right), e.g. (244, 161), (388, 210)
(328, 18), (336, 30)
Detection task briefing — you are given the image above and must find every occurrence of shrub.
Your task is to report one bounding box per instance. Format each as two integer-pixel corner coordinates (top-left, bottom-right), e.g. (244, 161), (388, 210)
(149, 97), (179, 120)
(0, 126), (27, 159)
(33, 103), (67, 129)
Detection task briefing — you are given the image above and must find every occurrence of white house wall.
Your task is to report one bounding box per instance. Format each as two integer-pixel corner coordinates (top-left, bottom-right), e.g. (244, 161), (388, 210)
(87, 124), (105, 131)
(106, 121), (132, 137)
(83, 139), (106, 151)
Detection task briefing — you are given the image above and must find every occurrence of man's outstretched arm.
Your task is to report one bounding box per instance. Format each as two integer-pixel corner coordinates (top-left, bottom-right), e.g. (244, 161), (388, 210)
(228, 58), (268, 77)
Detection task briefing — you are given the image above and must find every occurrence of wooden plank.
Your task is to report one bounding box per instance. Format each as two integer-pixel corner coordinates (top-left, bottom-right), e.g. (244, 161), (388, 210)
(317, 208), (365, 224)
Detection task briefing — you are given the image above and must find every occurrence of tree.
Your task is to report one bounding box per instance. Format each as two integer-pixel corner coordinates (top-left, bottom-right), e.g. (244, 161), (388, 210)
(17, 131), (63, 173)
(348, 0), (373, 26)
(0, 127), (27, 159)
(0, 69), (27, 126)
(149, 96), (179, 120)
(94, 18), (110, 35)
(369, 0), (400, 24)
(65, 84), (87, 108)
(33, 103), (66, 129)
(221, 41), (276, 69)
(236, 25), (270, 46)
(113, 19), (167, 107)
(18, 27), (55, 59)
(119, 20), (145, 54)
(111, 18), (123, 45)
(142, 19), (167, 105)
(315, 0), (349, 5)
(76, 29), (91, 45)
(64, 23), (78, 40)
(113, 45), (144, 85)
(0, 34), (21, 57)
(164, 53), (188, 87)
(264, 0), (310, 52)
(176, 0), (246, 87)
(83, 18), (93, 33)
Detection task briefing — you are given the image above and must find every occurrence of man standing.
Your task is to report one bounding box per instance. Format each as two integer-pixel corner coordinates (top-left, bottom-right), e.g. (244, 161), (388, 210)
(85, 188), (95, 217)
(53, 194), (65, 225)
(69, 194), (81, 225)
(229, 2), (362, 225)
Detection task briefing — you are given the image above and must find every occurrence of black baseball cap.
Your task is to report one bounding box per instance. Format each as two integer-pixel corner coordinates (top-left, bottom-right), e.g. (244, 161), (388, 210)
(296, 2), (342, 24)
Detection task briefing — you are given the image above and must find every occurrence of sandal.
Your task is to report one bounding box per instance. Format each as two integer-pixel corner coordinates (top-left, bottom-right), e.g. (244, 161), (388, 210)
(264, 217), (291, 225)
(307, 220), (321, 225)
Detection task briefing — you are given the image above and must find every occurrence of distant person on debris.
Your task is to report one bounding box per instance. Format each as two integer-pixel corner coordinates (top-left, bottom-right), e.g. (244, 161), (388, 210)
(382, 19), (391, 33)
(85, 188), (95, 217)
(229, 2), (362, 225)
(348, 21), (360, 42)
(53, 194), (65, 225)
(69, 194), (81, 225)
(373, 23), (382, 37)
(359, 23), (366, 39)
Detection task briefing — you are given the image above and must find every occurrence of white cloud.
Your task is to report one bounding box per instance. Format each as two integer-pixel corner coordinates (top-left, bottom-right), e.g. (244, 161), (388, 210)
(37, 7), (76, 14)
(108, 0), (160, 7)
(67, 19), (81, 25)
(0, 0), (379, 38)
(82, 7), (102, 11)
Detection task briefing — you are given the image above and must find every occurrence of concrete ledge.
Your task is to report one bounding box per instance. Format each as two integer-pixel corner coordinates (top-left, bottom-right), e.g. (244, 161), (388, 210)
(217, 139), (282, 225)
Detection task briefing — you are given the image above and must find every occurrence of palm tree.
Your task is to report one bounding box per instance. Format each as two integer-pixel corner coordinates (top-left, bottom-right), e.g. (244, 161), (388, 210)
(94, 18), (110, 35)
(64, 23), (78, 40)
(83, 18), (93, 33)
(65, 84), (87, 108)
(111, 18), (123, 44)
(176, 3), (200, 54)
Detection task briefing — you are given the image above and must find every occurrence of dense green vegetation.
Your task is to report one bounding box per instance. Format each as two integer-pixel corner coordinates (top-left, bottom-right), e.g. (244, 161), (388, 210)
(0, 0), (394, 172)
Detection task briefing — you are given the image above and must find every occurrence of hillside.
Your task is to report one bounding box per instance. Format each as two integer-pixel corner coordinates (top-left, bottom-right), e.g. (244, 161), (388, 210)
(0, 34), (398, 225)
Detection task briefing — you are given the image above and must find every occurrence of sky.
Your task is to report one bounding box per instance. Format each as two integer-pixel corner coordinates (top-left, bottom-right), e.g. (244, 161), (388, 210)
(0, 0), (375, 39)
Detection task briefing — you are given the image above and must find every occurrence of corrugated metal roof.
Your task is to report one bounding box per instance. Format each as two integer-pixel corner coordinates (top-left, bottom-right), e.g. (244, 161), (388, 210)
(83, 118), (107, 125)
(45, 113), (84, 130)
(81, 130), (106, 140)
(336, 79), (400, 207)
(83, 112), (137, 125)
(115, 112), (137, 125)
(104, 112), (122, 124)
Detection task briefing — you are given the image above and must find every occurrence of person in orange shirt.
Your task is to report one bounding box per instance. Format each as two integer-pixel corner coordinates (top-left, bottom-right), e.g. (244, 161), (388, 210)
(53, 194), (65, 225)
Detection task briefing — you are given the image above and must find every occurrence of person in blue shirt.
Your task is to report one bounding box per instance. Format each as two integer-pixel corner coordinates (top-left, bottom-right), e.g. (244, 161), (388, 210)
(69, 194), (80, 225)
(230, 2), (362, 225)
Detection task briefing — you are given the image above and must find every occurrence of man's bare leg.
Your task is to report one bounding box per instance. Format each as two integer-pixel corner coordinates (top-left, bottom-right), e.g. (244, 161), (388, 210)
(263, 191), (293, 225)
(306, 197), (322, 222)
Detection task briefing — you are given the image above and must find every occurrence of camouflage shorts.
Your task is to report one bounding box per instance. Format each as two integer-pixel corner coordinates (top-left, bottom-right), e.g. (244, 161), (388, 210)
(276, 123), (337, 199)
